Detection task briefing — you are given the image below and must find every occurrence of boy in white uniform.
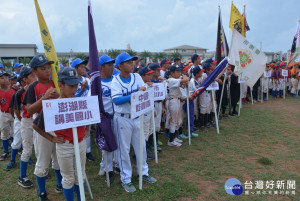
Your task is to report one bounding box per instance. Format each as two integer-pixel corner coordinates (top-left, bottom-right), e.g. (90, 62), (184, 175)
(111, 52), (156, 193)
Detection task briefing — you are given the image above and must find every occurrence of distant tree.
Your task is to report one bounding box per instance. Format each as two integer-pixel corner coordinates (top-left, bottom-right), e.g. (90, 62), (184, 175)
(139, 50), (152, 64)
(59, 57), (68, 66)
(74, 53), (88, 60)
(2, 61), (12, 72)
(107, 49), (120, 59)
(153, 52), (167, 62)
(170, 52), (182, 61)
(19, 57), (31, 65)
(126, 49), (137, 57)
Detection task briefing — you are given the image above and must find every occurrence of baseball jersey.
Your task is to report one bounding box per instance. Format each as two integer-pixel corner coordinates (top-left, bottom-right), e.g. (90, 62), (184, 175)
(188, 64), (202, 78)
(167, 77), (182, 99)
(15, 88), (32, 118)
(111, 73), (145, 114)
(0, 88), (16, 113)
(75, 76), (91, 97)
(23, 81), (55, 114)
(13, 71), (20, 77)
(101, 76), (114, 115)
(160, 70), (166, 79)
(33, 111), (85, 144)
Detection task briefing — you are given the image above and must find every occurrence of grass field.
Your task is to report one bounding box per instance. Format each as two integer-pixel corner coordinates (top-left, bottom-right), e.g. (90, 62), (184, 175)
(0, 97), (299, 201)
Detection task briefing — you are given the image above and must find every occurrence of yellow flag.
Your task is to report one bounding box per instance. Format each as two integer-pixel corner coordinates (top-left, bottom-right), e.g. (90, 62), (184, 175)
(34, 0), (60, 92)
(229, 3), (245, 37)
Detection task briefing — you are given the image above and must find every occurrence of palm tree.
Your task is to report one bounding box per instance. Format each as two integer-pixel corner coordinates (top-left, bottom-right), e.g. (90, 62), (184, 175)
(139, 50), (152, 64)
(126, 49), (137, 57)
(153, 52), (167, 62)
(19, 57), (31, 65)
(107, 49), (120, 59)
(74, 53), (88, 60)
(59, 57), (68, 66)
(170, 52), (182, 60)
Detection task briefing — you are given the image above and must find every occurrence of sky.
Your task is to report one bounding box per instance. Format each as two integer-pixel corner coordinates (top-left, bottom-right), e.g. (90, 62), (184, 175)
(0, 0), (299, 54)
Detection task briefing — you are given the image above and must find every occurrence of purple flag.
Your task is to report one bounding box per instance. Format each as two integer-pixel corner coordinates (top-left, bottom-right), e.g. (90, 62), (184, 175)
(88, 1), (117, 152)
(191, 57), (228, 99)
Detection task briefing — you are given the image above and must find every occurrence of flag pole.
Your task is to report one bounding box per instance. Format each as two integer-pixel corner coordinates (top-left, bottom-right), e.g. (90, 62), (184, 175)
(104, 151), (110, 187)
(261, 77), (264, 103)
(186, 83), (191, 145)
(139, 114), (144, 190)
(84, 172), (93, 199)
(152, 109), (158, 163)
(218, 69), (227, 119)
(250, 87), (254, 104)
(212, 91), (219, 134)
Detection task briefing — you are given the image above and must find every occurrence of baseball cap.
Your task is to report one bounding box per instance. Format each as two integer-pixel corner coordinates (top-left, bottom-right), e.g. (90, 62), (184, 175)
(20, 66), (33, 78)
(0, 63), (4, 68)
(0, 70), (9, 77)
(71, 58), (88, 68)
(14, 63), (23, 68)
(29, 55), (54, 69)
(193, 66), (205, 76)
(161, 59), (171, 65)
(115, 52), (138, 68)
(191, 54), (202, 63)
(204, 58), (213, 64)
(17, 75), (23, 83)
(58, 67), (80, 85)
(99, 54), (115, 66)
(203, 63), (215, 70)
(139, 67), (154, 76)
(148, 63), (163, 71)
(169, 64), (181, 72)
(134, 64), (144, 73)
(9, 73), (17, 80)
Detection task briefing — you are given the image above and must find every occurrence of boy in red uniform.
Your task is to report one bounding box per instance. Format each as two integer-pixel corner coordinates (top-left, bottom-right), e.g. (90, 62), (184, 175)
(0, 70), (15, 161)
(33, 67), (89, 201)
(23, 55), (61, 200)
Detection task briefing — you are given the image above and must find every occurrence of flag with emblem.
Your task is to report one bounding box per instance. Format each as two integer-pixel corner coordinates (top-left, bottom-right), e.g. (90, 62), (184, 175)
(88, 0), (117, 152)
(216, 6), (229, 64)
(228, 29), (267, 87)
(229, 3), (245, 37)
(288, 21), (300, 67)
(242, 5), (250, 33)
(34, 0), (60, 92)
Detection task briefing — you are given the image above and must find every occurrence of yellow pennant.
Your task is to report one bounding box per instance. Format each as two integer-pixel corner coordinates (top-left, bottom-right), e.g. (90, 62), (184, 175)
(34, 0), (60, 92)
(229, 3), (245, 37)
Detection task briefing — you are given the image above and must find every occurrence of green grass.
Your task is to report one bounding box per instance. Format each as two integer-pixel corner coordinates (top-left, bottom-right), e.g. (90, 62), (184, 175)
(0, 97), (299, 201)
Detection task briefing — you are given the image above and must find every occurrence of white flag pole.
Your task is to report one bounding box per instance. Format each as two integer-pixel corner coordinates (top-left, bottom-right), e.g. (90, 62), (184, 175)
(152, 109), (158, 163)
(84, 172), (93, 199)
(267, 77), (269, 100)
(261, 78), (263, 103)
(72, 127), (85, 201)
(139, 114), (144, 190)
(250, 87), (254, 104)
(104, 151), (110, 187)
(212, 91), (219, 134)
(186, 83), (191, 145)
(218, 70), (227, 119)
(283, 77), (286, 99)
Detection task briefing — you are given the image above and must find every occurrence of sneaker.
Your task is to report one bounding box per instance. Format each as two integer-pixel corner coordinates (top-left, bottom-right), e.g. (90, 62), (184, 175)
(114, 167), (120, 175)
(38, 192), (50, 201)
(0, 152), (9, 161)
(147, 151), (155, 160)
(18, 177), (33, 188)
(98, 166), (105, 176)
(167, 141), (181, 147)
(174, 138), (183, 143)
(105, 171), (115, 184)
(5, 161), (15, 171)
(178, 134), (188, 139)
(122, 182), (136, 193)
(142, 175), (157, 184)
(157, 140), (163, 146)
(156, 145), (162, 151)
(86, 152), (95, 161)
(191, 133), (198, 137)
(55, 185), (63, 193)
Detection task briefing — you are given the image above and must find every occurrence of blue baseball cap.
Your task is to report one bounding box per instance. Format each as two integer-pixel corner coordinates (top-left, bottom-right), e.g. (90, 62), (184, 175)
(149, 63), (164, 71)
(193, 66), (205, 76)
(0, 63), (4, 68)
(202, 63), (215, 71)
(0, 70), (9, 77)
(191, 54), (202, 63)
(17, 75), (23, 83)
(71, 58), (88, 68)
(20, 66), (33, 78)
(14, 63), (23, 68)
(139, 67), (154, 76)
(99, 54), (115, 66)
(161, 59), (171, 65)
(58, 67), (80, 85)
(29, 55), (54, 69)
(169, 64), (182, 72)
(204, 58), (213, 64)
(115, 52), (138, 68)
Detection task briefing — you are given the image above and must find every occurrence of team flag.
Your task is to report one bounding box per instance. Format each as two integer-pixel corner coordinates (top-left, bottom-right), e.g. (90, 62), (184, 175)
(88, 0), (117, 152)
(216, 6), (229, 64)
(229, 3), (245, 37)
(242, 5), (250, 32)
(191, 57), (228, 99)
(228, 29), (267, 88)
(288, 21), (300, 67)
(34, 0), (60, 92)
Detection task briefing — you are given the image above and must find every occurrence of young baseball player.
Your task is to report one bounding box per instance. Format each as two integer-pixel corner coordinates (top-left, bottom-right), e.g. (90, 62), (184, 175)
(188, 54), (202, 78)
(166, 64), (189, 146)
(33, 67), (89, 201)
(0, 70), (15, 161)
(13, 66), (37, 187)
(23, 55), (62, 200)
(71, 58), (94, 162)
(13, 63), (23, 77)
(9, 73), (19, 91)
(291, 64), (299, 97)
(111, 52), (156, 192)
(98, 54), (117, 183)
(160, 59), (171, 79)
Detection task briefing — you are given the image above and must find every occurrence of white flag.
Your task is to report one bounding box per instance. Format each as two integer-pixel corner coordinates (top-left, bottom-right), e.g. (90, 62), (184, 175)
(228, 29), (267, 87)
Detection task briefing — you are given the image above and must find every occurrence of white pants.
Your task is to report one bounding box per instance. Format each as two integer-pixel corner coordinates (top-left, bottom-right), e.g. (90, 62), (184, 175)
(154, 102), (162, 131)
(262, 78), (269, 93)
(56, 140), (86, 189)
(166, 99), (182, 133)
(291, 78), (299, 94)
(0, 112), (14, 140)
(86, 134), (91, 153)
(277, 78), (284, 91)
(11, 117), (22, 150)
(34, 130), (60, 177)
(114, 114), (149, 184)
(20, 117), (34, 162)
(269, 78), (273, 90)
(199, 91), (211, 114)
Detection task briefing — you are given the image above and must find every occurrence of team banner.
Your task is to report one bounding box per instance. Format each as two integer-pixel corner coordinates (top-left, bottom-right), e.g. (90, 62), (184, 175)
(153, 83), (166, 101)
(229, 29), (267, 88)
(216, 7), (229, 64)
(34, 0), (60, 92)
(288, 21), (300, 66)
(229, 3), (245, 37)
